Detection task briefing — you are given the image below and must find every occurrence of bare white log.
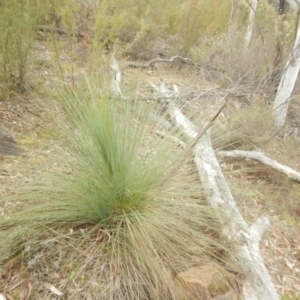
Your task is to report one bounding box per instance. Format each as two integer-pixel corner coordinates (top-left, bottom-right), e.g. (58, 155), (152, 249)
(273, 11), (300, 128)
(244, 0), (258, 50)
(174, 110), (279, 300)
(152, 81), (279, 300)
(169, 105), (198, 138)
(218, 150), (300, 182)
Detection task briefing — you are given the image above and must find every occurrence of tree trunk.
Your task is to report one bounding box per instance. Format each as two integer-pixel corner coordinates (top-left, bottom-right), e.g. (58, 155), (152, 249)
(270, 0), (288, 94)
(244, 0), (258, 50)
(273, 10), (300, 127)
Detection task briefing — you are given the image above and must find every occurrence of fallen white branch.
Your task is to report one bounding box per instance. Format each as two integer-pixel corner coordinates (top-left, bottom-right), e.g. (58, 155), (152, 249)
(177, 111), (278, 300)
(218, 150), (300, 182)
(154, 81), (279, 300)
(160, 101), (225, 187)
(169, 105), (198, 138)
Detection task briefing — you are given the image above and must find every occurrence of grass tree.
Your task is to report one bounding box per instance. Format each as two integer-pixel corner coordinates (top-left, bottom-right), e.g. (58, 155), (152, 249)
(0, 78), (231, 299)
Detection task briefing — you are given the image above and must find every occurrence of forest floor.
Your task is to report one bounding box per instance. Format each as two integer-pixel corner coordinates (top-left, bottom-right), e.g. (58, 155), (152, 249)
(1, 40), (300, 299)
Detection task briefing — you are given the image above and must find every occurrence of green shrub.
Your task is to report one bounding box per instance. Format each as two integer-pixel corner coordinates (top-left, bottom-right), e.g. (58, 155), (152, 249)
(0, 0), (38, 94)
(178, 0), (232, 56)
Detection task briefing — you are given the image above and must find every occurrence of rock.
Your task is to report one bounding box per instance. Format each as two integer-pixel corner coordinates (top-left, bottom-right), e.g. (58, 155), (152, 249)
(174, 264), (237, 300)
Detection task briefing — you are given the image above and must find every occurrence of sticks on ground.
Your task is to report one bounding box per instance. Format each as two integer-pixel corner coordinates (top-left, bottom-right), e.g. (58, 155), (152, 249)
(127, 56), (199, 69)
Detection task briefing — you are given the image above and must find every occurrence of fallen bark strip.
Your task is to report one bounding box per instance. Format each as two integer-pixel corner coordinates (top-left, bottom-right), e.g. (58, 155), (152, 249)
(218, 150), (300, 182)
(127, 55), (199, 69)
(154, 89), (279, 299)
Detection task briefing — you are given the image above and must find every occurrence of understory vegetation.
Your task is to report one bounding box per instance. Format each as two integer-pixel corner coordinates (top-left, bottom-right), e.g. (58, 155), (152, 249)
(0, 0), (300, 299)
(1, 78), (230, 299)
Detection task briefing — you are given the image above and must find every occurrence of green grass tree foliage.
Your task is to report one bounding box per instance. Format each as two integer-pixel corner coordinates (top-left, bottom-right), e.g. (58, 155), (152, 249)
(0, 78), (231, 299)
(0, 0), (38, 93)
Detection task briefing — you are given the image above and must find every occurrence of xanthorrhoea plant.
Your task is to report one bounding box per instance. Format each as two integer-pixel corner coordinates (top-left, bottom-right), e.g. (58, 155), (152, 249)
(0, 77), (231, 299)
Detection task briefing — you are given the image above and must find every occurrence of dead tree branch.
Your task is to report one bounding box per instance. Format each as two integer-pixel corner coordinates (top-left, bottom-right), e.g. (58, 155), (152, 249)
(218, 150), (300, 182)
(160, 101), (226, 188)
(153, 82), (279, 300)
(174, 109), (278, 300)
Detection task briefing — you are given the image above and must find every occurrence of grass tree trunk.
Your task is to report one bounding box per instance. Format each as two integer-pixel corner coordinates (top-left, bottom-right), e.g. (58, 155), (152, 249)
(244, 0), (258, 50)
(273, 10), (300, 128)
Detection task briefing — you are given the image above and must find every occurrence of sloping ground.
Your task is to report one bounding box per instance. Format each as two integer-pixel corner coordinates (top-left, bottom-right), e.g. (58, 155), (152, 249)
(1, 43), (300, 299)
